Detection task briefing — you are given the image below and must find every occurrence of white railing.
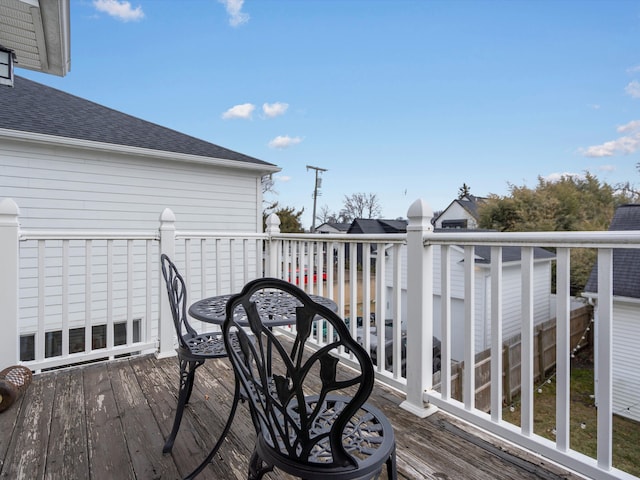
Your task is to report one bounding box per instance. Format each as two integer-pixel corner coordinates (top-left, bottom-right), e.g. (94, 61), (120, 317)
(0, 197), (638, 480)
(401, 199), (638, 480)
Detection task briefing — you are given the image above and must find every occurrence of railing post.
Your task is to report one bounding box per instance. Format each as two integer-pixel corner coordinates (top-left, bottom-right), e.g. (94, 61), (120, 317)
(265, 213), (280, 278)
(400, 198), (438, 417)
(0, 199), (20, 367)
(157, 208), (177, 359)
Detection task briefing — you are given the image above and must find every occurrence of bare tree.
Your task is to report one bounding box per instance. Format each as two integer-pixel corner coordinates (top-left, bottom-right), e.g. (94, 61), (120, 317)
(316, 204), (338, 224)
(342, 193), (382, 220)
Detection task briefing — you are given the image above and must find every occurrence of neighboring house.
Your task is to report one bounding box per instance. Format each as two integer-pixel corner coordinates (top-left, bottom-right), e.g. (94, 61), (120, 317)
(341, 216), (556, 360)
(434, 194), (486, 229)
(0, 76), (279, 358)
(0, 77), (279, 231)
(315, 222), (351, 234)
(343, 219), (407, 266)
(583, 204), (640, 423)
(348, 218), (407, 234)
(385, 240), (555, 361)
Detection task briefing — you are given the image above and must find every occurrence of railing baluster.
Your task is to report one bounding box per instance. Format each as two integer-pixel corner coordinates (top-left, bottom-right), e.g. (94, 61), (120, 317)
(441, 245), (452, 400)
(215, 238), (222, 296)
(597, 247), (614, 470)
(375, 242), (386, 373)
(85, 240), (92, 353)
(556, 247), (571, 452)
(362, 242), (371, 355)
(490, 246), (503, 422)
(520, 246), (534, 436)
(61, 240), (69, 357)
(126, 239), (133, 346)
(392, 243), (402, 378)
(145, 239), (152, 345)
(349, 242), (357, 348)
(106, 240), (114, 353)
(464, 245), (475, 411)
(37, 240), (45, 362)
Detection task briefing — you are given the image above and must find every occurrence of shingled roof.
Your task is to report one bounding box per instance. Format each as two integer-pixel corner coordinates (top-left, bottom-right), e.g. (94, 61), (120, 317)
(584, 204), (640, 298)
(0, 76), (275, 167)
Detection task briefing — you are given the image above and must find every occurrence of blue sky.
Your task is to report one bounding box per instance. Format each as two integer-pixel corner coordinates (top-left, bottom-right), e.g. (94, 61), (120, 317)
(17, 0), (640, 229)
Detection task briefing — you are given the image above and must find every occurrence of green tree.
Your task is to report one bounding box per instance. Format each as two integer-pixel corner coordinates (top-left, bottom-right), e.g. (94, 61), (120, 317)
(458, 183), (471, 199)
(478, 173), (627, 294)
(263, 203), (305, 233)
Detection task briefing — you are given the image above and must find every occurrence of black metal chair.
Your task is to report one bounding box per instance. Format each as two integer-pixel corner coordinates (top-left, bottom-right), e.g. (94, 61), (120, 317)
(222, 277), (397, 480)
(160, 254), (240, 478)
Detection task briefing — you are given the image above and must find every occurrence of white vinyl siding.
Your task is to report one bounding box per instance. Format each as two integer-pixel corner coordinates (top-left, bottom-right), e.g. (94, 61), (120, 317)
(611, 301), (640, 422)
(1, 138), (266, 347)
(0, 139), (262, 231)
(386, 244), (553, 361)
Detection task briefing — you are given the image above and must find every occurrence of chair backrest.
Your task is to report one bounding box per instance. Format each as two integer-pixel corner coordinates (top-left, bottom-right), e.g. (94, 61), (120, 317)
(160, 254), (197, 350)
(222, 277), (375, 470)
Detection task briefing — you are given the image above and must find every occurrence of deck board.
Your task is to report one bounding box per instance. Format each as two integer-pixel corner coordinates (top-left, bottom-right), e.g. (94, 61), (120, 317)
(0, 353), (582, 480)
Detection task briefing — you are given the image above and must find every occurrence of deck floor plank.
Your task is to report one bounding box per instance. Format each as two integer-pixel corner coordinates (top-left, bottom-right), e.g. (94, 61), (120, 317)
(108, 358), (181, 479)
(45, 369), (89, 480)
(0, 370), (56, 479)
(83, 362), (135, 480)
(0, 353), (582, 480)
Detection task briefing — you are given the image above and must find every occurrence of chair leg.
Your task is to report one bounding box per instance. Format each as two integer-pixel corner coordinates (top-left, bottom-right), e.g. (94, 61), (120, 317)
(386, 445), (397, 480)
(163, 358), (200, 454)
(183, 380), (242, 479)
(248, 447), (273, 480)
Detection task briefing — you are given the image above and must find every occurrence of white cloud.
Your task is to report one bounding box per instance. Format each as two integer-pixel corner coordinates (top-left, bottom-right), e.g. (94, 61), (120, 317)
(218, 0), (249, 27)
(93, 0), (144, 22)
(588, 104), (601, 110)
(268, 135), (302, 149)
(263, 102), (289, 118)
(598, 164), (616, 172)
(543, 172), (585, 183)
(276, 175), (292, 182)
(581, 119), (640, 157)
(625, 80), (640, 99)
(221, 103), (255, 120)
(627, 65), (640, 74)
(617, 119), (640, 133)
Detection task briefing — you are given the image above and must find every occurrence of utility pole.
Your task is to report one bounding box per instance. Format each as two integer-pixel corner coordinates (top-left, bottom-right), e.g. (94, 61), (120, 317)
(306, 165), (327, 232)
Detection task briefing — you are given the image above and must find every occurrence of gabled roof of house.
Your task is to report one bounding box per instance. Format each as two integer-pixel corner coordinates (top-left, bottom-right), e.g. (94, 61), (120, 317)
(584, 204), (640, 298)
(434, 194), (487, 224)
(0, 76), (276, 168)
(316, 222), (351, 232)
(348, 218), (408, 234)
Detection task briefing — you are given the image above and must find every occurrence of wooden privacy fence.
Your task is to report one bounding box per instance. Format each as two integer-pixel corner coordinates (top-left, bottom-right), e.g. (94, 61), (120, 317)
(435, 304), (593, 413)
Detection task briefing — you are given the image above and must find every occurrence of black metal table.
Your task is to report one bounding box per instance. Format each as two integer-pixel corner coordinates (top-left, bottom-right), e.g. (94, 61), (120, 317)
(184, 288), (337, 479)
(189, 290), (337, 326)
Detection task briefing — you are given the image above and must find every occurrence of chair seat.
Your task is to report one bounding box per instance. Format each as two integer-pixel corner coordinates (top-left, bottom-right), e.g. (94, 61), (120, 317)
(256, 394), (396, 480)
(182, 331), (226, 357)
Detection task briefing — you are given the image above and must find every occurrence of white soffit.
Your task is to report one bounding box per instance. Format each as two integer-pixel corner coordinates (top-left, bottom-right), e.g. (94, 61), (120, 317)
(0, 0), (70, 76)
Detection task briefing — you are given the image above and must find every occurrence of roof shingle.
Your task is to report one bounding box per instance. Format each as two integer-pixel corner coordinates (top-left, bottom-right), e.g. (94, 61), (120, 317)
(0, 76), (274, 167)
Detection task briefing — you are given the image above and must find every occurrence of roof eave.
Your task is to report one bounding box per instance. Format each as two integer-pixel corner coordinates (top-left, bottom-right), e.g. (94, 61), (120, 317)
(0, 128), (281, 174)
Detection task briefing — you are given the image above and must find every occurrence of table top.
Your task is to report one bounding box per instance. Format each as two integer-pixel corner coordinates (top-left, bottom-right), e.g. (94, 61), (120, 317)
(189, 290), (338, 327)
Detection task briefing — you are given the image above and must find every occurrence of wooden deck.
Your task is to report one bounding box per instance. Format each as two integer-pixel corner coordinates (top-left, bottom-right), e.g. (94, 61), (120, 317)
(0, 353), (583, 480)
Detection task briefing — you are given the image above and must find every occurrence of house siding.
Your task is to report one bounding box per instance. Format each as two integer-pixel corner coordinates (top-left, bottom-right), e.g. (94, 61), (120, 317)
(386, 244), (553, 361)
(1, 138), (265, 345)
(434, 202), (479, 229)
(610, 301), (640, 422)
(0, 139), (262, 231)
